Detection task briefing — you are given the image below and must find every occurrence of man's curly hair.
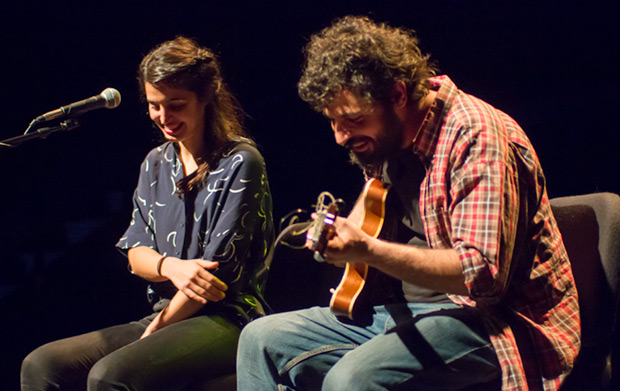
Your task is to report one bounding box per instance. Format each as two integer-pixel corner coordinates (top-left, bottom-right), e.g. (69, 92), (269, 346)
(298, 16), (436, 111)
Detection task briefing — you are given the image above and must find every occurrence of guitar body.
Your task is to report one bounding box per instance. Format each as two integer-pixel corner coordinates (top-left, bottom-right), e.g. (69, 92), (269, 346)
(329, 178), (388, 321)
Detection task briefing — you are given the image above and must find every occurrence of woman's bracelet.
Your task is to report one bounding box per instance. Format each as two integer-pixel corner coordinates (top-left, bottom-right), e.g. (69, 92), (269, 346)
(156, 255), (168, 277)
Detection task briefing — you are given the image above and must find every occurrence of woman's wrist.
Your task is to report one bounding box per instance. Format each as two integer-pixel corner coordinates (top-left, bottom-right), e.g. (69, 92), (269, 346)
(157, 256), (180, 279)
(156, 256), (168, 277)
(149, 311), (165, 330)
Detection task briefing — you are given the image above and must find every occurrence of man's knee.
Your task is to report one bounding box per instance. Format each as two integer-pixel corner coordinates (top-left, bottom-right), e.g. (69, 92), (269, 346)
(239, 314), (286, 354)
(322, 360), (377, 391)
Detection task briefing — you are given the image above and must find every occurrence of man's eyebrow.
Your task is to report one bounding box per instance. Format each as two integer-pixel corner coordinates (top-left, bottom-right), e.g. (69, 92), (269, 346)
(322, 110), (363, 120)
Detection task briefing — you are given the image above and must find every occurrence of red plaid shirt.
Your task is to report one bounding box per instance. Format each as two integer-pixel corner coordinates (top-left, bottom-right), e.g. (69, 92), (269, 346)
(369, 76), (580, 390)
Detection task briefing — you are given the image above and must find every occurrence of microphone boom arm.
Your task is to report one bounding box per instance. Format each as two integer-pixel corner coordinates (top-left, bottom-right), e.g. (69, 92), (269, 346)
(1, 119), (81, 148)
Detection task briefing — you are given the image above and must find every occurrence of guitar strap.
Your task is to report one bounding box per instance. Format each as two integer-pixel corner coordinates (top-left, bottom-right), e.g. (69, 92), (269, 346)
(376, 149), (451, 305)
(362, 193), (407, 307)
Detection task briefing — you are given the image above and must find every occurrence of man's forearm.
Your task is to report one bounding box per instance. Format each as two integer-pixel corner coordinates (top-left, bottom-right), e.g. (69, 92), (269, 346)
(366, 239), (468, 295)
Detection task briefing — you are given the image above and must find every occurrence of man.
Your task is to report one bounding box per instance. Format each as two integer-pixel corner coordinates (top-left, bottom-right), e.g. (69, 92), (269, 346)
(237, 16), (580, 391)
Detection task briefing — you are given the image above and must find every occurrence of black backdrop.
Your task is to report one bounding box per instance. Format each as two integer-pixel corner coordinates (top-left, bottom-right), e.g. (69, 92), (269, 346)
(1, 1), (618, 389)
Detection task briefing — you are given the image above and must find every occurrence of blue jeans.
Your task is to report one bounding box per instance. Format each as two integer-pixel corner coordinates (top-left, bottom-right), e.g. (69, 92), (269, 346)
(237, 303), (501, 391)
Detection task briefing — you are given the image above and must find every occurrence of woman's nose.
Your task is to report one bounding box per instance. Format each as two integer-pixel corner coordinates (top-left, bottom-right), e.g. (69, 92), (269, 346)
(159, 108), (169, 124)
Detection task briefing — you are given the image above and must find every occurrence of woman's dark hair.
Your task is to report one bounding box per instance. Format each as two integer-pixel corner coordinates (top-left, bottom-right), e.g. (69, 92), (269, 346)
(298, 16), (437, 111)
(138, 36), (245, 194)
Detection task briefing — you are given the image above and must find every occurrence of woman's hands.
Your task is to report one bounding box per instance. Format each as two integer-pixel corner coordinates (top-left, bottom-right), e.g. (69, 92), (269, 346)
(127, 249), (229, 339)
(138, 257), (229, 339)
(127, 247), (228, 305)
(159, 257), (228, 304)
(139, 287), (207, 339)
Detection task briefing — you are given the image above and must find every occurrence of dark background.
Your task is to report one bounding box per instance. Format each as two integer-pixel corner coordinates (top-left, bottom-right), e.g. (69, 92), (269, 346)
(0, 1), (618, 389)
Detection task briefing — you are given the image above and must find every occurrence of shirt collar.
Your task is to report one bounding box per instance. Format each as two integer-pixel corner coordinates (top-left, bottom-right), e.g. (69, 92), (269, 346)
(411, 75), (458, 165)
(364, 75), (458, 180)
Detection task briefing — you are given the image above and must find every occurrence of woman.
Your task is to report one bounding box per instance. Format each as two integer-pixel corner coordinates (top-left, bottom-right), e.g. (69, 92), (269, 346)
(21, 36), (274, 390)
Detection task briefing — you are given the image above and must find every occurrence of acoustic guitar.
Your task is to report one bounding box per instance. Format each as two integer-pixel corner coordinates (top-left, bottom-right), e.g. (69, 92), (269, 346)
(311, 178), (388, 321)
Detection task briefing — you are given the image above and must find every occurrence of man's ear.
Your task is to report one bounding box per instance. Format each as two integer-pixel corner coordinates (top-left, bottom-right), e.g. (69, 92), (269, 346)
(392, 81), (408, 109)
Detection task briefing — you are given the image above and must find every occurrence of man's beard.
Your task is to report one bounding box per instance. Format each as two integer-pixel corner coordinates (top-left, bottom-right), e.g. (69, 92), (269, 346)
(347, 105), (404, 170)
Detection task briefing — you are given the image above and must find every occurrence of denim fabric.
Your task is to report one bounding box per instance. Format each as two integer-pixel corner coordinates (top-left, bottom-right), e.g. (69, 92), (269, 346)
(237, 303), (500, 390)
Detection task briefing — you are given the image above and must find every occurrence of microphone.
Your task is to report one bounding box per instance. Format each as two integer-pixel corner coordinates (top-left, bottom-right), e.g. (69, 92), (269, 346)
(34, 88), (121, 124)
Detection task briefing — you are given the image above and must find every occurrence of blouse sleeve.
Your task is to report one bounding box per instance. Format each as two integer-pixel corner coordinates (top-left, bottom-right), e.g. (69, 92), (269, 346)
(116, 157), (159, 254)
(198, 144), (273, 284)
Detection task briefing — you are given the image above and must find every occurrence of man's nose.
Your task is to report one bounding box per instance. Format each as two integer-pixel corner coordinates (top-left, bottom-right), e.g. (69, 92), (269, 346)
(333, 123), (351, 146)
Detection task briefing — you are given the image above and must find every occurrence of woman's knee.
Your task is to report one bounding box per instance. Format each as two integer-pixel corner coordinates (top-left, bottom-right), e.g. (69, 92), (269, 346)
(22, 346), (52, 377)
(21, 348), (51, 385)
(87, 354), (137, 390)
(21, 344), (77, 389)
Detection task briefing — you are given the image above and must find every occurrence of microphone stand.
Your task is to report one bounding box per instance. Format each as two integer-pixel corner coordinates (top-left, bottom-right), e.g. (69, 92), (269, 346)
(0, 119), (81, 148)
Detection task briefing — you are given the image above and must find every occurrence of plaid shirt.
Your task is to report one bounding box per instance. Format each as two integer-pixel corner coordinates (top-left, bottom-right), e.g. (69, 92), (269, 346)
(369, 76), (580, 390)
